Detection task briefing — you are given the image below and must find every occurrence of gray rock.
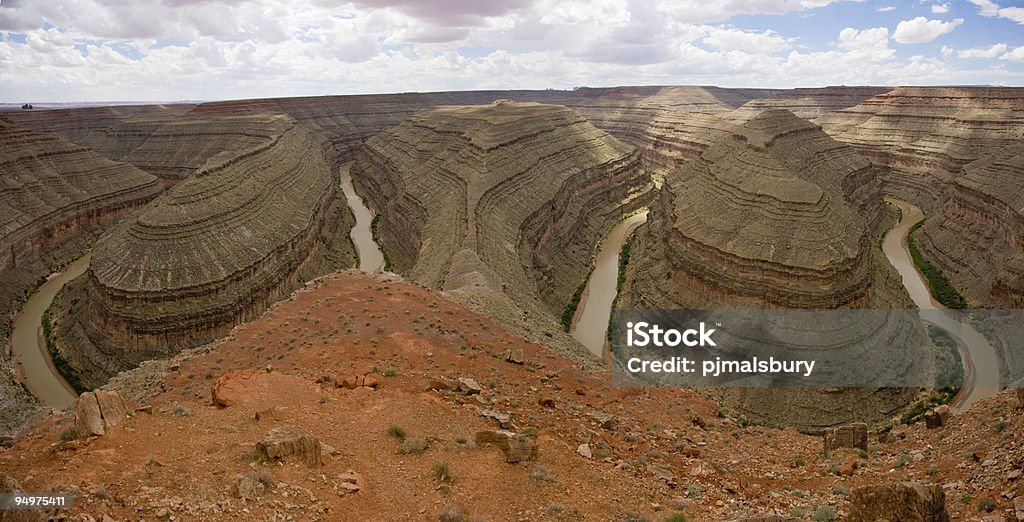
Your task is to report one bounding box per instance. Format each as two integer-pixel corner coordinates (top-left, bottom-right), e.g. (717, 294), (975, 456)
(257, 426), (322, 466)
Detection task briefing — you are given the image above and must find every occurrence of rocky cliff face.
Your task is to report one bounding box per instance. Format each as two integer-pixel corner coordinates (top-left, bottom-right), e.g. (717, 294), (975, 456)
(53, 118), (354, 387)
(353, 101), (654, 358)
(620, 109), (922, 431)
(0, 120), (163, 442)
(624, 109), (895, 309)
(817, 87), (1024, 307)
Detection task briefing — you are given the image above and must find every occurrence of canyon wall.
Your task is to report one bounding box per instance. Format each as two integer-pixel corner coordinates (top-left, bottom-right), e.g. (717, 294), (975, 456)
(817, 87), (1024, 306)
(620, 109), (923, 431)
(52, 118), (355, 388)
(352, 101), (654, 359)
(0, 120), (163, 440)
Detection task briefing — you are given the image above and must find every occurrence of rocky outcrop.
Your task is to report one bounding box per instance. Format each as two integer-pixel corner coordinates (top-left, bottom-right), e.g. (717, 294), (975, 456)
(352, 102), (654, 358)
(53, 120), (354, 387)
(726, 87), (890, 121)
(816, 87), (1024, 307)
(0, 121), (162, 441)
(257, 426), (323, 466)
(620, 109), (924, 431)
(0, 120), (162, 273)
(73, 390), (129, 436)
(623, 109), (895, 309)
(848, 482), (950, 522)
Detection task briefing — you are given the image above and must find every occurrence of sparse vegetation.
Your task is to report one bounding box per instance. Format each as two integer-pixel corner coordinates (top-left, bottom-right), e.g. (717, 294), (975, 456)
(810, 505), (837, 522)
(59, 425), (84, 442)
(433, 461), (453, 483)
(561, 267), (592, 330)
(387, 425), (406, 439)
(400, 437), (428, 455)
(907, 220), (967, 308)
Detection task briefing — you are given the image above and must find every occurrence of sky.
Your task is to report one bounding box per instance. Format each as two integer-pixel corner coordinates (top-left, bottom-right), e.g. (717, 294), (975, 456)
(1, 0), (1023, 102)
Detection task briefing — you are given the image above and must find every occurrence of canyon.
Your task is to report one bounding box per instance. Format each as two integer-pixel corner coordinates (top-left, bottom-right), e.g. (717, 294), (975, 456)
(1, 85), (1022, 450)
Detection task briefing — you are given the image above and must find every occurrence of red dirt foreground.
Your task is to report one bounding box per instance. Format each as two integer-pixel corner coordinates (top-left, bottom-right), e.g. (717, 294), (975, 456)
(3, 270), (1024, 521)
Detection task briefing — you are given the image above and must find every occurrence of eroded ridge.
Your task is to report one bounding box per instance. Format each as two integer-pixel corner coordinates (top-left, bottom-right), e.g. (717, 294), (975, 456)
(55, 119), (353, 387)
(816, 87), (1024, 306)
(620, 109), (925, 431)
(353, 101), (654, 359)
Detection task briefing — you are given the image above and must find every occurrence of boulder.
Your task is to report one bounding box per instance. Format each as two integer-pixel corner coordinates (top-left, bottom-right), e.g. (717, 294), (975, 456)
(480, 409), (513, 429)
(0, 473), (44, 522)
(475, 430), (537, 463)
(504, 349), (524, 365)
(577, 443), (592, 459)
(924, 405), (950, 429)
(338, 374), (360, 389)
(823, 423), (868, 455)
(848, 482), (950, 522)
(74, 392), (106, 436)
(458, 377), (483, 395)
(94, 390), (129, 429)
(231, 475), (266, 500)
(212, 370), (258, 408)
(256, 426), (323, 466)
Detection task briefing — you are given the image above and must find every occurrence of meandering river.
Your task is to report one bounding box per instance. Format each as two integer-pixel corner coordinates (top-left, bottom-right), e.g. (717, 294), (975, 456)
(881, 197), (1000, 410)
(571, 210), (649, 358)
(10, 253), (89, 409)
(340, 163), (385, 273)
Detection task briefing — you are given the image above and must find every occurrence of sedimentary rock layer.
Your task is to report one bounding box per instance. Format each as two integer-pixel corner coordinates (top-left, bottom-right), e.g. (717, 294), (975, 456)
(0, 121), (163, 272)
(0, 120), (162, 439)
(624, 109), (894, 309)
(620, 109), (922, 431)
(817, 87), (1024, 306)
(353, 101), (653, 357)
(55, 119), (353, 385)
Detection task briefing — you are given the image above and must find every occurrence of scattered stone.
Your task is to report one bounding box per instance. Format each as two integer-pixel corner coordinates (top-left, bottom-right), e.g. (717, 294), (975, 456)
(924, 406), (950, 429)
(337, 470), (362, 494)
(429, 379), (456, 392)
(256, 426), (322, 466)
(504, 349), (524, 365)
(680, 447), (701, 458)
(475, 430), (537, 463)
(458, 377), (482, 395)
(577, 443), (593, 459)
(212, 370), (260, 408)
(231, 474), (266, 500)
(823, 422), (868, 455)
(362, 373), (382, 389)
(839, 460), (859, 477)
(254, 407), (281, 421)
(135, 405), (153, 415)
(647, 463), (677, 487)
(480, 409), (513, 429)
(691, 415), (706, 429)
(94, 390), (129, 429)
(74, 392), (106, 437)
(847, 482), (950, 522)
(588, 412), (616, 430)
(538, 397), (555, 408)
(338, 374), (360, 390)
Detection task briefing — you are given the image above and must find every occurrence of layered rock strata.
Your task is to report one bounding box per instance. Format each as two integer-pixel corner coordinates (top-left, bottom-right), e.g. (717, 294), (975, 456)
(817, 87), (1024, 306)
(0, 120), (161, 439)
(620, 109), (925, 431)
(353, 101), (654, 359)
(53, 119), (354, 387)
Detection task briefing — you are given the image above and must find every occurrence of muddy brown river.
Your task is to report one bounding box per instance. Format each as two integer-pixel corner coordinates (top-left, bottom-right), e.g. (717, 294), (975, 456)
(340, 163), (385, 273)
(571, 210), (648, 358)
(10, 253), (89, 409)
(882, 197), (999, 410)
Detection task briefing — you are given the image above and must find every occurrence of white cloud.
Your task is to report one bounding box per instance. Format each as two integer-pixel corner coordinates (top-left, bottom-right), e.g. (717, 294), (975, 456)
(876, 6), (896, 12)
(967, 0), (1024, 24)
(1002, 47), (1024, 62)
(931, 3), (950, 14)
(967, 0), (1001, 16)
(957, 43), (1008, 59)
(837, 27), (891, 52)
(702, 27), (792, 53)
(893, 16), (963, 44)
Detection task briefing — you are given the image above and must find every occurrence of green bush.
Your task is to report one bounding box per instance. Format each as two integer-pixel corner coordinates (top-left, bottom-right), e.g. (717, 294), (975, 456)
(907, 221), (967, 309)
